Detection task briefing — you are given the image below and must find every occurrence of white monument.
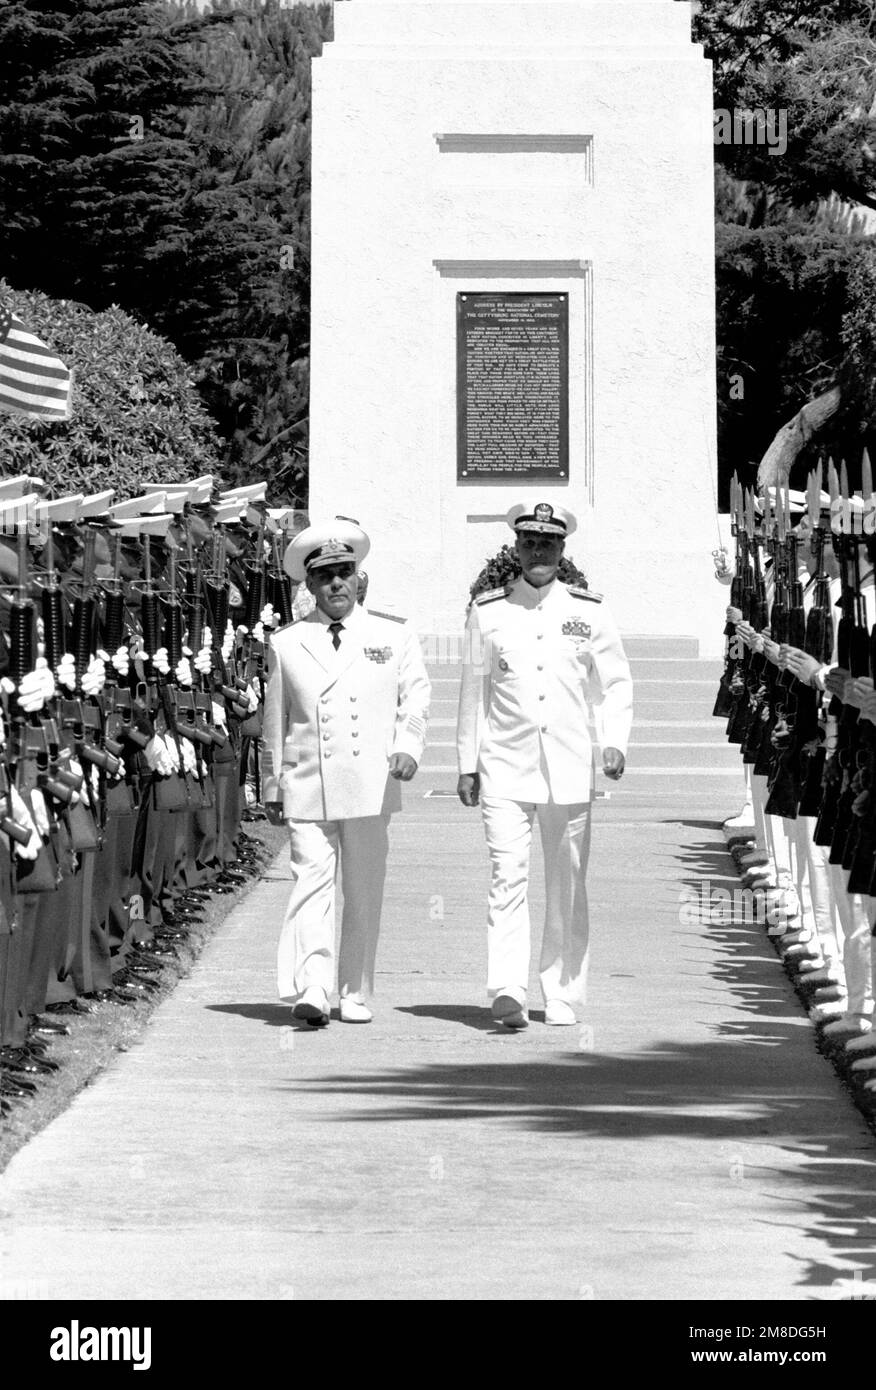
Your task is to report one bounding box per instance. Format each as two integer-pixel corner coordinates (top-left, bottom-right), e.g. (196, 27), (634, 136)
(308, 0), (720, 655)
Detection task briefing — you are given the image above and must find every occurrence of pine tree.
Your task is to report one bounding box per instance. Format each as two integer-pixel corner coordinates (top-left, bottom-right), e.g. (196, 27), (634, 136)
(692, 2), (876, 494)
(0, 0), (228, 317)
(165, 0), (332, 498)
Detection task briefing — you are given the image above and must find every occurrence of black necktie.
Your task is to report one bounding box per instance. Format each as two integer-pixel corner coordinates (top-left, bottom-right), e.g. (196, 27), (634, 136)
(328, 621), (344, 651)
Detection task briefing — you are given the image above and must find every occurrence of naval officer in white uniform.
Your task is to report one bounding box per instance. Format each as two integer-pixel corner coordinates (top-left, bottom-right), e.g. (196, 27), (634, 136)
(262, 520), (430, 1025)
(456, 501), (633, 1029)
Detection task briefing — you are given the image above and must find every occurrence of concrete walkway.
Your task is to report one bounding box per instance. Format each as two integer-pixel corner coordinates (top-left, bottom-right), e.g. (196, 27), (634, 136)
(1, 648), (876, 1300)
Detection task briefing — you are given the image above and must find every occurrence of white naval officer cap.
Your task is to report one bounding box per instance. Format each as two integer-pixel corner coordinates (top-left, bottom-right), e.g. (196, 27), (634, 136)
(507, 499), (577, 538)
(283, 518), (370, 583)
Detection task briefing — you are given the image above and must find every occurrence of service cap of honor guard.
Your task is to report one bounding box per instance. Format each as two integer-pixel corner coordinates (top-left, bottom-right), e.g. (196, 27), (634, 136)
(507, 500), (577, 538)
(282, 519), (370, 583)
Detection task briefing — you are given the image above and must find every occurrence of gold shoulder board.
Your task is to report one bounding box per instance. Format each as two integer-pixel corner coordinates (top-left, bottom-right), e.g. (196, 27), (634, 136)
(367, 609), (405, 623)
(568, 585), (603, 602)
(473, 587), (507, 607)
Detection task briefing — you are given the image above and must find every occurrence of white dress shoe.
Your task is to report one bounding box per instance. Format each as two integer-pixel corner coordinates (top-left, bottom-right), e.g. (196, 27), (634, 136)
(292, 986), (330, 1027)
(492, 991), (529, 1030)
(544, 1000), (576, 1026)
(821, 1013), (873, 1038)
(849, 1053), (876, 1072)
(739, 849), (771, 867)
(808, 1001), (849, 1024)
(800, 965), (844, 985)
(813, 984), (847, 1003)
(845, 1032), (876, 1055)
(784, 939), (822, 960)
(339, 995), (373, 1024)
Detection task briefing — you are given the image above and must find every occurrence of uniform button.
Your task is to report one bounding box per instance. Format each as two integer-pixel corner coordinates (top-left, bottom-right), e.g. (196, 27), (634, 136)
(352, 749), (360, 757)
(322, 733), (330, 741)
(540, 725), (548, 733)
(536, 633), (543, 640)
(351, 713), (358, 720)
(350, 696), (358, 703)
(352, 731), (359, 739)
(537, 665), (543, 672)
(320, 715), (329, 723)
(324, 751), (332, 759)
(538, 694), (545, 701)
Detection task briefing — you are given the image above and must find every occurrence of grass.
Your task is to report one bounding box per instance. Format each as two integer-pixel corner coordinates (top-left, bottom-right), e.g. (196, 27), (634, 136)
(0, 820), (286, 1174)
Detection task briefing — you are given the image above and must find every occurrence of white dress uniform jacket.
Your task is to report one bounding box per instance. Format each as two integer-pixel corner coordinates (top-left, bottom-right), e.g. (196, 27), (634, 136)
(457, 576), (633, 804)
(262, 604), (430, 821)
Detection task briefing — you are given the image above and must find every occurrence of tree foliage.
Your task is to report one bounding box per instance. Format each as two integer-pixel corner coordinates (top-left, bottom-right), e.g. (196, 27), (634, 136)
(0, 283), (224, 494)
(693, 1), (876, 496)
(469, 546), (588, 602)
(167, 0), (332, 501)
(0, 0), (226, 317)
(0, 0), (331, 503)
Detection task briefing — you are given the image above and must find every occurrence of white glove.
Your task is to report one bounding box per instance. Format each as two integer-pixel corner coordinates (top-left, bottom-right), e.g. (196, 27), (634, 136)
(193, 646), (212, 675)
(244, 682), (259, 714)
(8, 786), (39, 860)
(54, 652), (76, 693)
(175, 656), (193, 688)
(260, 602), (276, 629)
(151, 646), (170, 676)
(221, 621), (234, 662)
(180, 736), (197, 775)
(111, 645), (130, 679)
(145, 735), (168, 775)
(161, 733), (181, 773)
(18, 658), (56, 712)
(29, 787), (51, 838)
(68, 758), (86, 806)
(1, 677), (14, 697)
(252, 622), (265, 643)
(211, 700), (228, 734)
(81, 655), (106, 698)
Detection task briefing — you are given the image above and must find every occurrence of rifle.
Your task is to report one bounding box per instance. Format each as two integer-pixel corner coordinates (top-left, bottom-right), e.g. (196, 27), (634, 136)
(713, 473), (743, 720)
(797, 467), (835, 816)
(765, 486), (808, 818)
(726, 487), (758, 746)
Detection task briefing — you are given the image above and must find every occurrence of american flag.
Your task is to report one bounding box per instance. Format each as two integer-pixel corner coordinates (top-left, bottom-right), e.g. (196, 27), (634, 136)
(0, 306), (72, 420)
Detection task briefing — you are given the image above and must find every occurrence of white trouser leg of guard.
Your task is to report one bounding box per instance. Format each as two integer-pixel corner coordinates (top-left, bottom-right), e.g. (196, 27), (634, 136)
(278, 815), (390, 1003)
(769, 815), (794, 885)
(828, 864), (872, 1015)
(751, 774), (770, 855)
(800, 817), (843, 971)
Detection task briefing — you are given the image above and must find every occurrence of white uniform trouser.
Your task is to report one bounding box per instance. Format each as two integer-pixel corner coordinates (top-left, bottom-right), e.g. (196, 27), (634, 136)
(751, 774), (770, 855)
(795, 817), (843, 973)
(278, 814), (390, 1003)
(828, 864), (874, 1016)
(480, 797), (592, 1006)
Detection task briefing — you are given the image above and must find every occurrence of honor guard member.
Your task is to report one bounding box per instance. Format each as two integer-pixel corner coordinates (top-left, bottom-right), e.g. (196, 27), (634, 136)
(261, 520), (430, 1025)
(457, 500), (633, 1029)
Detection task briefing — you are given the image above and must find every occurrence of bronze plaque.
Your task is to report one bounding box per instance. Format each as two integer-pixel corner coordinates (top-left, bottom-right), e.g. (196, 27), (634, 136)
(457, 292), (569, 481)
